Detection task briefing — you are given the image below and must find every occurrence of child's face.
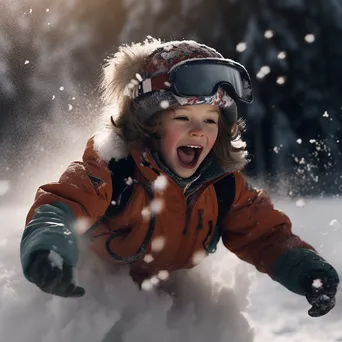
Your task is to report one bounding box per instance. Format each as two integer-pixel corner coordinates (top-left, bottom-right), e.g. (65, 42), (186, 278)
(159, 104), (219, 178)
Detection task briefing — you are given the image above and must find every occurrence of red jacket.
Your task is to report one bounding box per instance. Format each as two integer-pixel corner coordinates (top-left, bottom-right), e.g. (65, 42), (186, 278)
(25, 134), (314, 281)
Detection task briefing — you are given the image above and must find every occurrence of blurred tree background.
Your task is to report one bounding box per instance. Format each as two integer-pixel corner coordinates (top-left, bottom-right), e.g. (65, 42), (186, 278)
(1, 0), (342, 201)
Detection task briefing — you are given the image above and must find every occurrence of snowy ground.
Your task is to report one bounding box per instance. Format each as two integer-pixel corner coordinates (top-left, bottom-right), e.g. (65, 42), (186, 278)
(0, 194), (340, 342)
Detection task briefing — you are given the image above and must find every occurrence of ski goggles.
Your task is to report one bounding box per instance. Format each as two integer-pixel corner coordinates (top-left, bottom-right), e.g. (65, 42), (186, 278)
(138, 58), (253, 104)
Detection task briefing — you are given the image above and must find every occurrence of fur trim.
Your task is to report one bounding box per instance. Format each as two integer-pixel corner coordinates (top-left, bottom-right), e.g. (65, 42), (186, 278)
(228, 147), (248, 173)
(93, 128), (128, 163)
(101, 37), (162, 117)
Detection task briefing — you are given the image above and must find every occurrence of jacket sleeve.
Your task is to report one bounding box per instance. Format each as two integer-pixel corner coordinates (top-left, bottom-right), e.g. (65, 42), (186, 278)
(21, 137), (113, 278)
(25, 137), (113, 225)
(220, 171), (315, 277)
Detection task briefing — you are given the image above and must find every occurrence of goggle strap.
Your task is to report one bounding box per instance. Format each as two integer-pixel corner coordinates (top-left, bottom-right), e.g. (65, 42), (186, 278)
(140, 74), (170, 95)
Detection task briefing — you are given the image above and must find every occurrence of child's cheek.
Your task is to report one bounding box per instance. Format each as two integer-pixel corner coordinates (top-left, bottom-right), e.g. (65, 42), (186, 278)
(208, 132), (218, 149)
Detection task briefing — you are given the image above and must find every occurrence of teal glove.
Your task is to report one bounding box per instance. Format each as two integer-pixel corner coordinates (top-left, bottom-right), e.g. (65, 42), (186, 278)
(26, 250), (85, 297)
(21, 203), (80, 289)
(272, 248), (339, 317)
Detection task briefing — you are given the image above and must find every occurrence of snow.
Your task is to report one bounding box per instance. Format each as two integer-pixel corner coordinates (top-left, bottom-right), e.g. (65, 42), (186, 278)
(152, 175), (168, 193)
(48, 250), (64, 270)
(236, 42), (247, 53)
(0, 180), (10, 196)
(0, 195), (341, 341)
(247, 198), (342, 342)
(93, 129), (129, 162)
(74, 217), (91, 235)
(160, 100), (170, 109)
(141, 207), (151, 221)
(143, 254), (154, 263)
(295, 198), (306, 207)
(277, 51), (287, 59)
(329, 219), (340, 229)
(276, 76), (286, 85)
(151, 236), (166, 252)
(312, 279), (323, 289)
(149, 198), (164, 214)
(305, 34), (316, 43)
(264, 30), (274, 39)
(256, 66), (271, 79)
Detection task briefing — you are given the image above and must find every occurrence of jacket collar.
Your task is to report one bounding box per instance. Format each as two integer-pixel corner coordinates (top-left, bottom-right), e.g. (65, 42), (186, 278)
(131, 149), (229, 198)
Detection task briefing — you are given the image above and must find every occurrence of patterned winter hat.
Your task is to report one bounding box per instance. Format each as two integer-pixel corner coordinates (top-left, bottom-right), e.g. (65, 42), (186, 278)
(129, 41), (237, 123)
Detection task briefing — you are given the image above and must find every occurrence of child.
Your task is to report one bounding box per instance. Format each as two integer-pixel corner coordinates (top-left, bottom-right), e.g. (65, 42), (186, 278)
(20, 38), (339, 317)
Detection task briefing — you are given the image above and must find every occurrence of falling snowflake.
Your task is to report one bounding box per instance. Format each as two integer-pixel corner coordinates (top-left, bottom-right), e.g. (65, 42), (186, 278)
(160, 100), (170, 109)
(257, 66), (271, 79)
(157, 270), (170, 281)
(277, 51), (287, 59)
(264, 30), (274, 39)
(149, 276), (160, 286)
(236, 42), (247, 53)
(151, 236), (166, 252)
(143, 254), (154, 263)
(125, 177), (133, 185)
(74, 217), (91, 235)
(152, 175), (168, 192)
(141, 279), (154, 291)
(0, 180), (10, 196)
(276, 77), (286, 85)
(273, 146), (280, 154)
(141, 207), (151, 221)
(329, 219), (340, 229)
(296, 198), (306, 208)
(192, 250), (206, 265)
(305, 34), (315, 43)
(150, 198), (164, 214)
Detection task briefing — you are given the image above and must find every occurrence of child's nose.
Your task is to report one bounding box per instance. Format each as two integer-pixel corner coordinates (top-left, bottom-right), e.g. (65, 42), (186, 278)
(189, 123), (205, 137)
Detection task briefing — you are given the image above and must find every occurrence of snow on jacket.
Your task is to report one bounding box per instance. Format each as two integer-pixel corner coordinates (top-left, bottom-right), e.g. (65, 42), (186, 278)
(21, 128), (315, 283)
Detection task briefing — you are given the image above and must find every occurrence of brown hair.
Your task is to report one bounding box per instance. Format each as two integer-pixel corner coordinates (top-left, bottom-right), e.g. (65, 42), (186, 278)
(111, 101), (247, 171)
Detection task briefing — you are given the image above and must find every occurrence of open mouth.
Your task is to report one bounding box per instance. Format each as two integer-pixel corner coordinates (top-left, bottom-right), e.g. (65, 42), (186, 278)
(176, 145), (203, 168)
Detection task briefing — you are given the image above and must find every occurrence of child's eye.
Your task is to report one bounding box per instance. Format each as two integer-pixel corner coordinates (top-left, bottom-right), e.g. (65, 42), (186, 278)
(174, 116), (189, 121)
(205, 119), (218, 124)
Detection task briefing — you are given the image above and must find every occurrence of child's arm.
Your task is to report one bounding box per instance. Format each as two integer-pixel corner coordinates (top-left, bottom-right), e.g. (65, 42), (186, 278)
(20, 137), (113, 294)
(220, 171), (339, 316)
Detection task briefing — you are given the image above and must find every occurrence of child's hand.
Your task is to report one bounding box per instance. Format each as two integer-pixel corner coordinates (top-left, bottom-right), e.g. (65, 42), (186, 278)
(26, 250), (85, 298)
(304, 268), (339, 317)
